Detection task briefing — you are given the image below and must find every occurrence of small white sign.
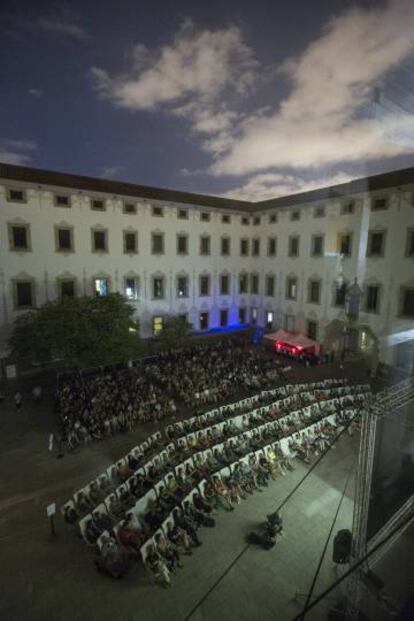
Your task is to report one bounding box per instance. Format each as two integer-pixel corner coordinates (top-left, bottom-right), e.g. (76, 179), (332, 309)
(6, 364), (16, 379)
(48, 433), (54, 452)
(47, 503), (56, 518)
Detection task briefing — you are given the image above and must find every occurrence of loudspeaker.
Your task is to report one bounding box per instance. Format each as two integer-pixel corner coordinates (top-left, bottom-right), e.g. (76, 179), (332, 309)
(333, 529), (352, 564)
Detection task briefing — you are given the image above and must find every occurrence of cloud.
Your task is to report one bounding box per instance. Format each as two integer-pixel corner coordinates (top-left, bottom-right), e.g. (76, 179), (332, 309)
(34, 4), (87, 40)
(100, 166), (122, 178)
(92, 21), (257, 111)
(222, 171), (355, 202)
(211, 0), (414, 176)
(0, 139), (37, 165)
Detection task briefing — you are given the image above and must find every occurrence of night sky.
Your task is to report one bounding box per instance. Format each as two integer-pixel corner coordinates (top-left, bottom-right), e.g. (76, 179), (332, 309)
(1, 0), (414, 200)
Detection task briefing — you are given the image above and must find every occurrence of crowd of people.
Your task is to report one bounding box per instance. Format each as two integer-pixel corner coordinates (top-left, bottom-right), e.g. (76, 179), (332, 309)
(63, 379), (371, 584)
(55, 339), (282, 451)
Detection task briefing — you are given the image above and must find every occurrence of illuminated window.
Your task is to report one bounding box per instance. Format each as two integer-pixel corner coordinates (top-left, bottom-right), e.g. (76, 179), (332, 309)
(251, 307), (258, 325)
(125, 278), (139, 300)
(94, 278), (108, 297)
(152, 316), (163, 336)
(266, 311), (274, 329)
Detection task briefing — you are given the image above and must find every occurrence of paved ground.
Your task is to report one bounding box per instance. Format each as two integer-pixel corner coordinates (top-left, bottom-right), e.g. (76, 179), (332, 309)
(0, 359), (412, 621)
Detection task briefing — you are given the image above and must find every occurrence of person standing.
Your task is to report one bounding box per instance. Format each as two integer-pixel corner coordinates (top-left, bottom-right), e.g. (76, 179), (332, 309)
(14, 391), (22, 410)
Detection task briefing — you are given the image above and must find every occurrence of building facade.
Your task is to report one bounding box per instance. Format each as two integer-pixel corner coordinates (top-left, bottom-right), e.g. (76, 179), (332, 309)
(1, 163), (414, 372)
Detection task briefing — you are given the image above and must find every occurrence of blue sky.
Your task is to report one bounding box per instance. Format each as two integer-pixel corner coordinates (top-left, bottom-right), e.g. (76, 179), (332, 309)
(1, 0), (414, 200)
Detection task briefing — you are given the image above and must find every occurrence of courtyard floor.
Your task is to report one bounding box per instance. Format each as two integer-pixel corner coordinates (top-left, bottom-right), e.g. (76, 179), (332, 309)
(0, 359), (412, 621)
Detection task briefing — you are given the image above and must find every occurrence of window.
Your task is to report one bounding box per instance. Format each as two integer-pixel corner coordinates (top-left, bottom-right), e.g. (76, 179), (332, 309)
(200, 235), (211, 256)
(220, 309), (228, 327)
(308, 280), (321, 304)
(269, 214), (277, 223)
(60, 280), (75, 299)
(307, 320), (317, 340)
(201, 212), (210, 222)
(286, 277), (297, 300)
(178, 209), (188, 220)
(268, 237), (277, 256)
(334, 283), (347, 307)
(251, 274), (259, 295)
(241, 216), (249, 225)
(253, 216), (261, 225)
(252, 238), (260, 256)
(239, 307), (246, 323)
(251, 307), (258, 325)
(365, 285), (380, 313)
(91, 199), (105, 211)
(199, 275), (210, 296)
(177, 276), (188, 298)
(199, 312), (209, 330)
(15, 281), (34, 308)
(367, 231), (386, 257)
(222, 214), (231, 224)
(153, 277), (164, 299)
(123, 202), (137, 214)
(92, 229), (108, 252)
(220, 274), (230, 295)
(266, 311), (274, 329)
(152, 206), (164, 217)
(151, 232), (164, 254)
(400, 287), (414, 317)
(125, 278), (139, 300)
(405, 229), (414, 257)
(9, 224), (30, 251)
(291, 210), (300, 221)
(284, 314), (295, 332)
(221, 236), (230, 256)
(152, 316), (163, 336)
(288, 235), (299, 257)
(372, 197), (388, 211)
(7, 188), (26, 202)
(240, 238), (249, 256)
(314, 206), (325, 218)
(123, 231), (138, 254)
(239, 273), (248, 294)
(341, 201), (354, 215)
(177, 234), (188, 255)
(311, 235), (324, 257)
(338, 232), (353, 257)
(266, 275), (275, 297)
(54, 194), (70, 207)
(94, 278), (108, 297)
(56, 227), (73, 252)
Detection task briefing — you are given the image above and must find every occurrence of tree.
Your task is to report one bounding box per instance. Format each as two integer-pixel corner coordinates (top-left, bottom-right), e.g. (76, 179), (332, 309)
(8, 293), (141, 367)
(159, 315), (192, 346)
